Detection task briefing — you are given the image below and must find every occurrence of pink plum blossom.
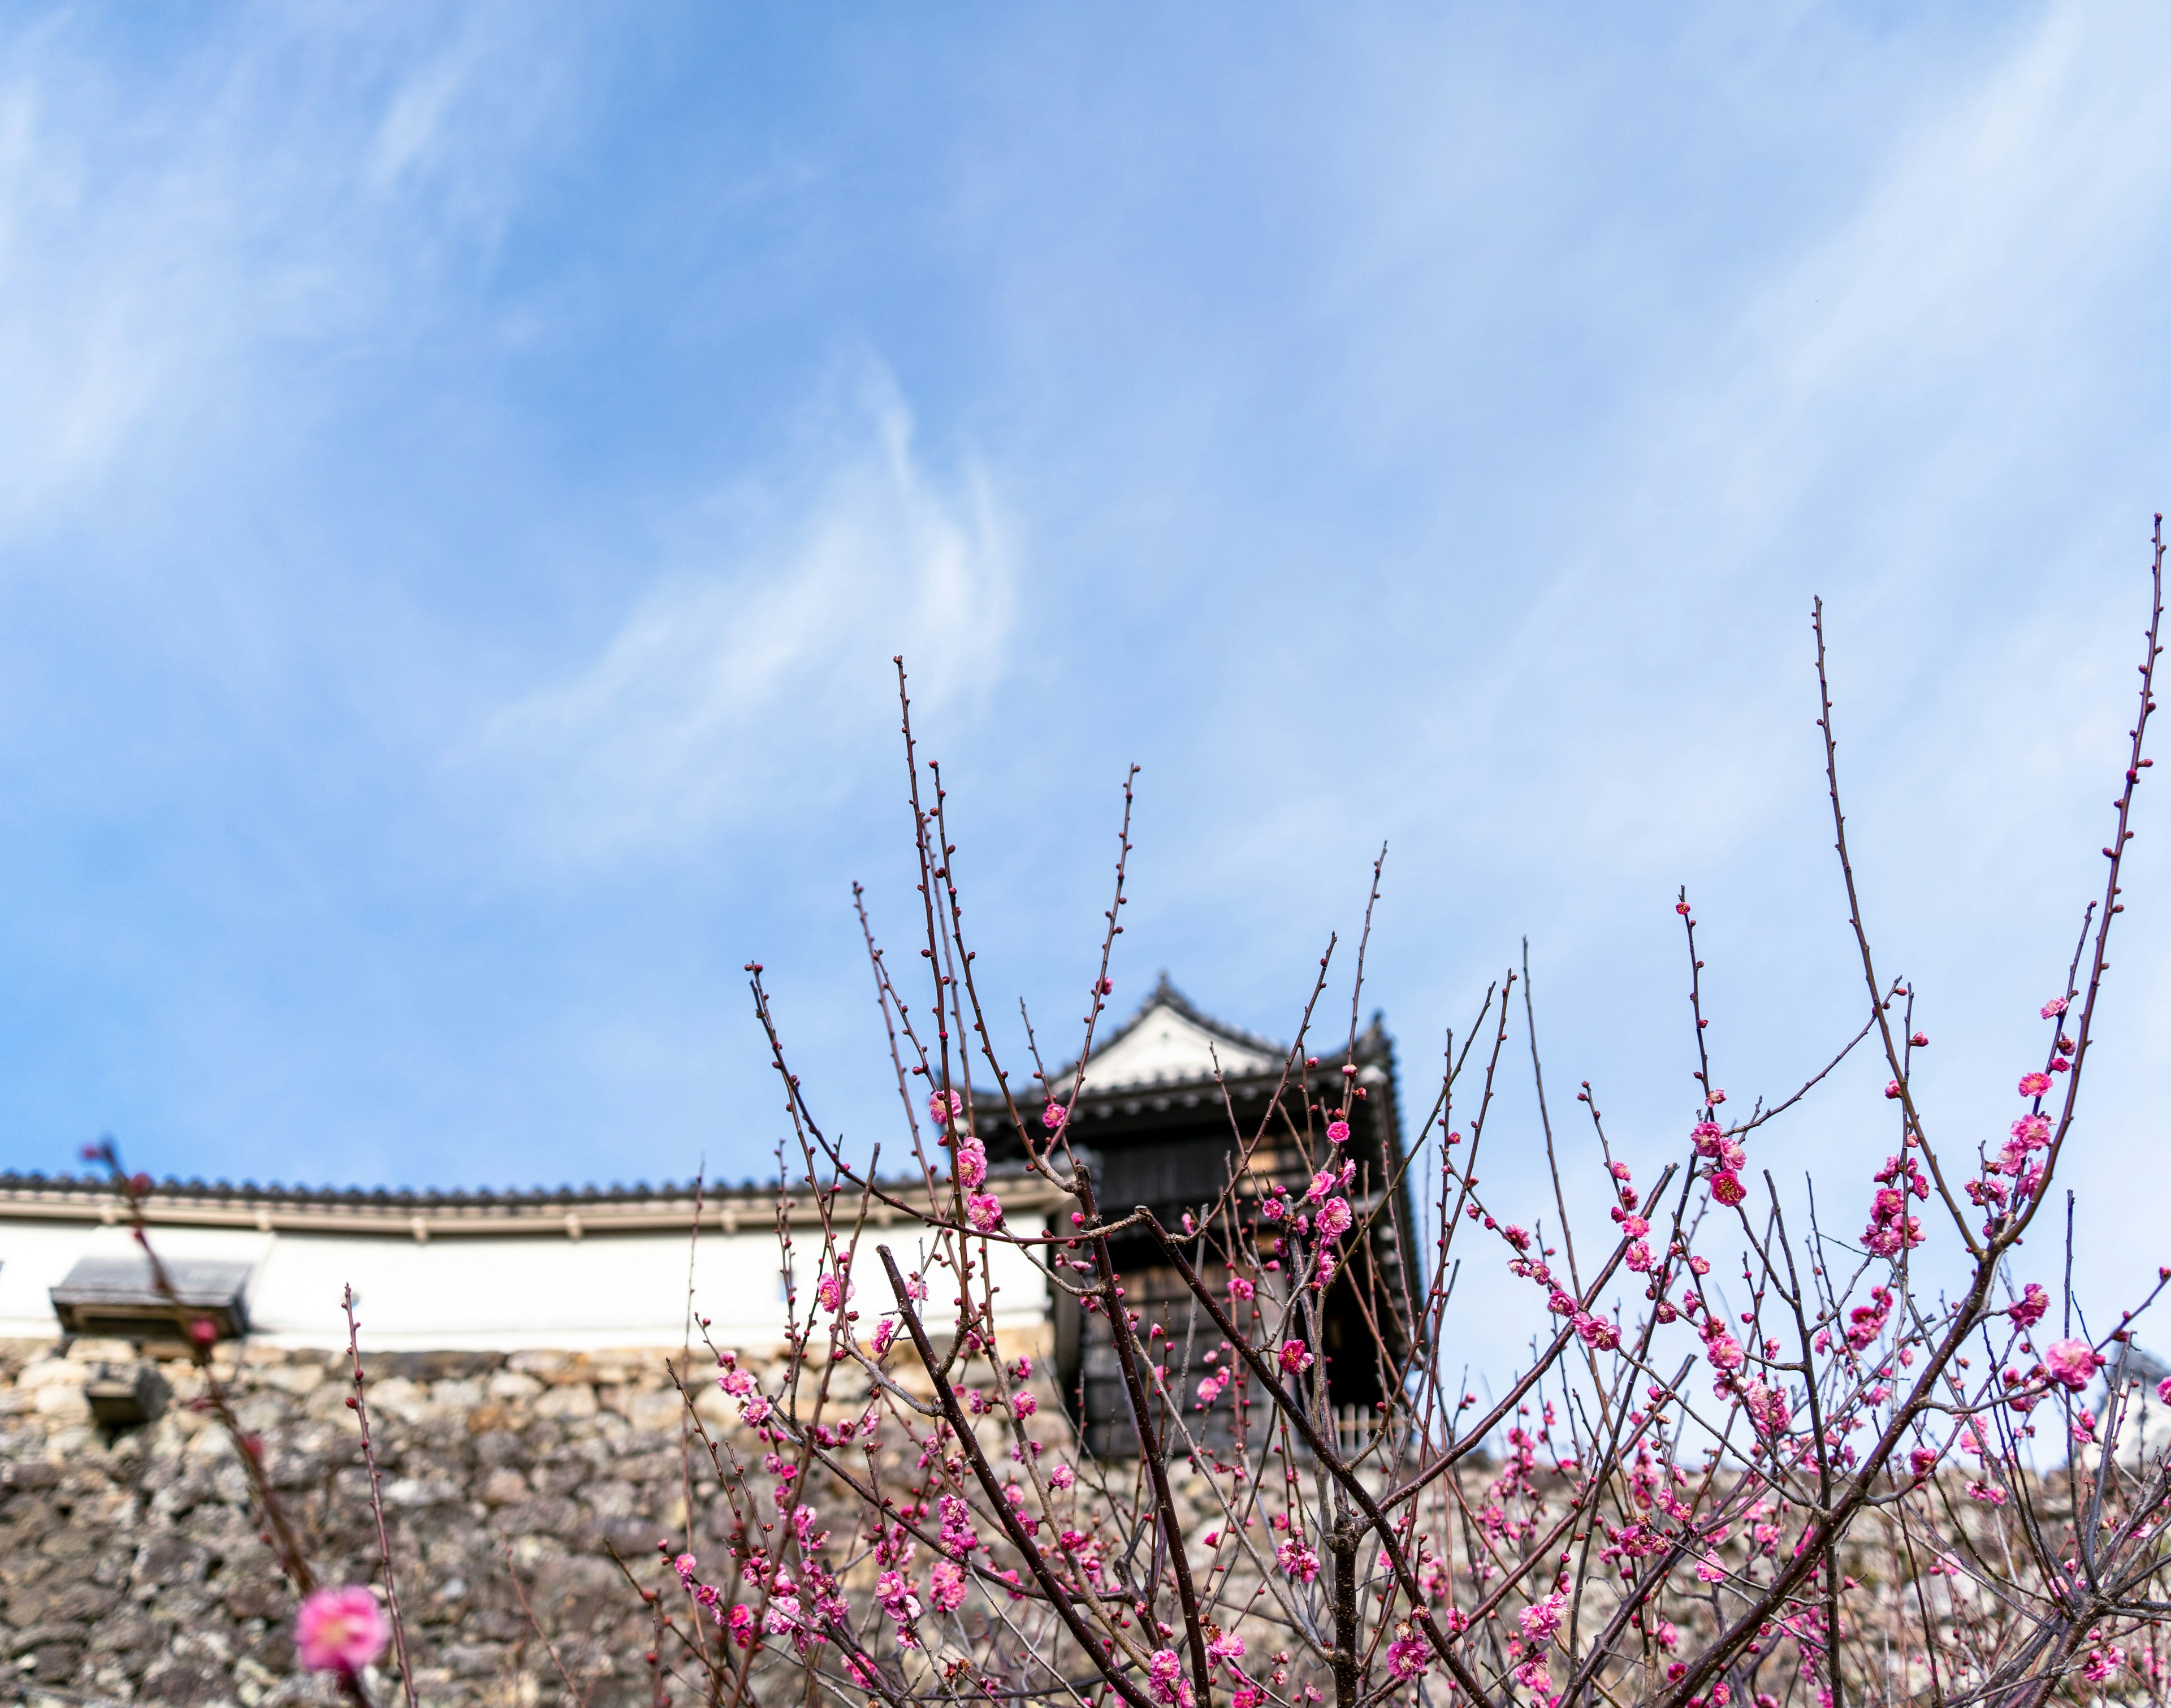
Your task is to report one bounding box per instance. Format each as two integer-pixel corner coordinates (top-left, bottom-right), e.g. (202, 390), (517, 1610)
(1520, 1590), (1567, 1643)
(294, 1586), (388, 1675)
(1741, 1378), (1790, 1437)
(2045, 1339), (2103, 1391)
(928, 1558), (968, 1612)
(1702, 1327), (1745, 1375)
(2083, 1649), (2124, 1685)
(877, 1569), (922, 1626)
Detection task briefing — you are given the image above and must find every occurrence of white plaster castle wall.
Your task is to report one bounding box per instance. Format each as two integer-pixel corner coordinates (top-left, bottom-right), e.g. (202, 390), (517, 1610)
(0, 1213), (1049, 1352)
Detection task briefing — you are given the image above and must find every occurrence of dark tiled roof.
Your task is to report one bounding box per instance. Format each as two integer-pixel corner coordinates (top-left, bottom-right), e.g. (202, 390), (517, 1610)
(0, 1169), (762, 1208)
(0, 1161), (1066, 1237)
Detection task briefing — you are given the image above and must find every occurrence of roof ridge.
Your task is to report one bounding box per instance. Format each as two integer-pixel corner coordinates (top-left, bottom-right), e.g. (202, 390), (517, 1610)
(0, 1159), (1044, 1210)
(1029, 975), (1299, 1093)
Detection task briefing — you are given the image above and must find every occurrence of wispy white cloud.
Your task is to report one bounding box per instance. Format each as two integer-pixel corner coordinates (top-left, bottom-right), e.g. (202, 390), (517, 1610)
(473, 374), (1016, 863)
(4, 0), (2170, 1256)
(1290, 7), (2171, 1380)
(1386, 4), (2171, 883)
(0, 8), (572, 544)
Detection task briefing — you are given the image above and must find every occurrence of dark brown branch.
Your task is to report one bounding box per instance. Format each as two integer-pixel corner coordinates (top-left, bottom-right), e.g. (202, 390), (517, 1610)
(342, 1286), (419, 1708)
(877, 1246), (1162, 1708)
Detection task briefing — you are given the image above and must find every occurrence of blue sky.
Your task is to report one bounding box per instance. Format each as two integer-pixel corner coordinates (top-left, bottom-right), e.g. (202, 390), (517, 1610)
(4, 4), (2171, 1341)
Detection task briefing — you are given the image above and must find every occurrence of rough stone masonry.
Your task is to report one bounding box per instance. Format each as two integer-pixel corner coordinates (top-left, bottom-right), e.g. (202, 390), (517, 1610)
(0, 1333), (963, 1708)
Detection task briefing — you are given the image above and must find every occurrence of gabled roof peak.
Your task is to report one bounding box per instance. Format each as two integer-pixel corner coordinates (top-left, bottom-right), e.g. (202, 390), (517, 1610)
(1053, 976), (1288, 1095)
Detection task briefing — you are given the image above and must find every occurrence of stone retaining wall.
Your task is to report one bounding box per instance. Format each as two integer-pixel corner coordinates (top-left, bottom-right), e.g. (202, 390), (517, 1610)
(0, 1334), (1004, 1708)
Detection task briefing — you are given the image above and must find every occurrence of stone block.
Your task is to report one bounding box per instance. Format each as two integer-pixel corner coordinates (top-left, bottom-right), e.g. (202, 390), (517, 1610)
(383, 1475), (464, 1508)
(224, 1577), (287, 1621)
(33, 1386), (91, 1423)
(24, 1639), (83, 1685)
(64, 1339), (140, 1364)
(528, 1555), (622, 1624)
(472, 1428), (525, 1467)
(597, 1515), (667, 1558)
(11, 1579), (114, 1625)
(581, 1479), (638, 1519)
(255, 1363), (325, 1397)
(135, 1537), (211, 1588)
(498, 1497), (582, 1538)
(621, 1389), (684, 1433)
(366, 1377), (430, 1424)
(445, 1642), (508, 1679)
(6, 1624), (87, 1659)
(530, 1458), (595, 1497)
(87, 1607), (159, 1655)
(534, 1385), (597, 1421)
(139, 1659), (232, 1706)
(430, 1377), (487, 1415)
